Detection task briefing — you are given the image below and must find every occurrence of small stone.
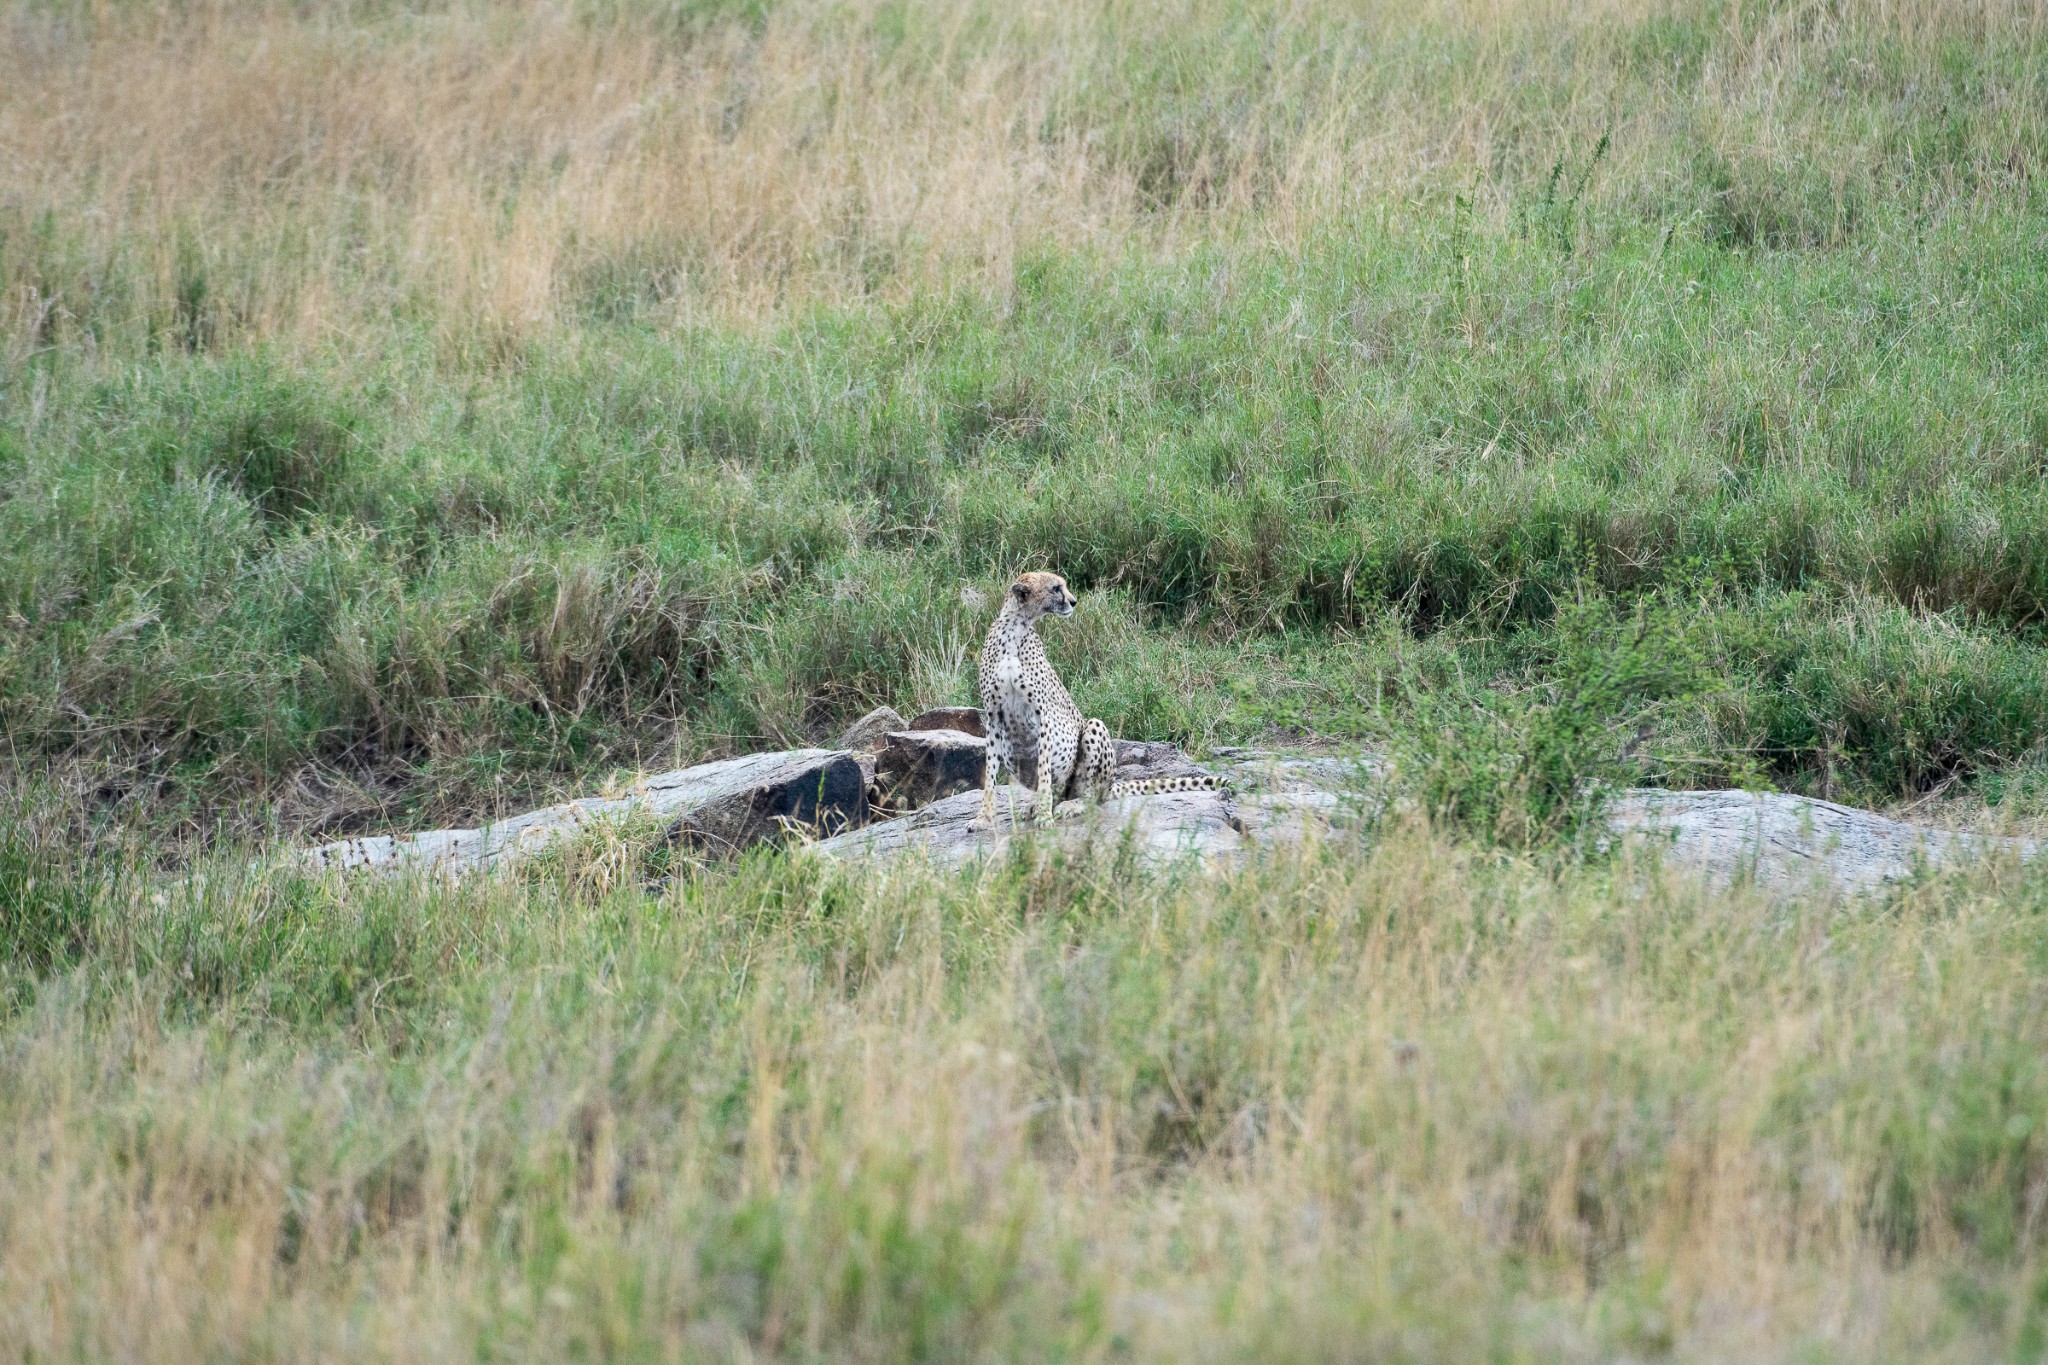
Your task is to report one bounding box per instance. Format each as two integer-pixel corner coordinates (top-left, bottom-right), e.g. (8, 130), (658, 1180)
(1605, 789), (2043, 893)
(837, 706), (907, 753)
(875, 729), (987, 811)
(908, 706), (984, 737)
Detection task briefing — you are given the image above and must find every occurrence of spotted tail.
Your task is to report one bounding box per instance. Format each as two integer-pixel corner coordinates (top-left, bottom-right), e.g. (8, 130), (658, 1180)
(1106, 773), (1221, 798)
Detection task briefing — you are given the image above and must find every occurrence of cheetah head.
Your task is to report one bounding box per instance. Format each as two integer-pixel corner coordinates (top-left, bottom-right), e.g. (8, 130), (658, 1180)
(1008, 571), (1076, 621)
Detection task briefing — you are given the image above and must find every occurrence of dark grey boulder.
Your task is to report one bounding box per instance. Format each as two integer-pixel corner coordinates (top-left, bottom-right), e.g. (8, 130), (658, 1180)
(874, 728), (987, 812)
(671, 751), (868, 853)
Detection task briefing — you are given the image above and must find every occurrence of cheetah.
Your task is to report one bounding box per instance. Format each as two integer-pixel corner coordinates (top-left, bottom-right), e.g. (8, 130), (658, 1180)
(975, 571), (1218, 829)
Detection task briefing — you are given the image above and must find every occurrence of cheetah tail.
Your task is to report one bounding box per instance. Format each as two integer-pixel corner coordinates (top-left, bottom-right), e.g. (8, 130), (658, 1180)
(1106, 773), (1222, 798)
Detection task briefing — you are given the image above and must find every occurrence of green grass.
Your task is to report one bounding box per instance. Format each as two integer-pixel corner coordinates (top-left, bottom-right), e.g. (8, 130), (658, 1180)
(9, 207), (2048, 832)
(2, 0), (2046, 836)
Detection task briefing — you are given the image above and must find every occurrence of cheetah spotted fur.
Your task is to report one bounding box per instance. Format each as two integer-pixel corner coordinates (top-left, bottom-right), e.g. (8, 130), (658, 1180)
(976, 571), (1218, 828)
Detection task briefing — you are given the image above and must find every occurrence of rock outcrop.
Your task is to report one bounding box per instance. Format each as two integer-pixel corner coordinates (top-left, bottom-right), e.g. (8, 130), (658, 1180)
(1113, 739), (1218, 787)
(815, 748), (2042, 893)
(811, 787), (1314, 869)
(813, 752), (1375, 870)
(300, 732), (2038, 897)
(836, 706), (906, 753)
(670, 751), (868, 854)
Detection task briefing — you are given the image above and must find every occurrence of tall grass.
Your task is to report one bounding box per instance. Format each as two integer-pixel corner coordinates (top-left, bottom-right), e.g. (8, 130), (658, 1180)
(2, 825), (2045, 1360)
(3, 0), (2047, 833)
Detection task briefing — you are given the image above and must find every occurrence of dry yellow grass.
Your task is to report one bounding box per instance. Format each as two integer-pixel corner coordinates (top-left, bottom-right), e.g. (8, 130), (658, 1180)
(5, 0), (2041, 358)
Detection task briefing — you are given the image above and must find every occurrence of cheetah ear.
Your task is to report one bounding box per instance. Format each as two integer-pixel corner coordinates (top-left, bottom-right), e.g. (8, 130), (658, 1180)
(1010, 581), (1030, 600)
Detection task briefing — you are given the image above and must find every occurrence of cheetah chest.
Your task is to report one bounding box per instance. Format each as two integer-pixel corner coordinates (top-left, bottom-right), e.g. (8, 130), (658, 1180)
(987, 650), (1074, 776)
(985, 654), (1042, 752)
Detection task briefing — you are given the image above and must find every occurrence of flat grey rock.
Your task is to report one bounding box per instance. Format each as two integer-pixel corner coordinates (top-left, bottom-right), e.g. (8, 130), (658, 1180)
(811, 784), (1258, 870)
(1113, 740), (1216, 786)
(1607, 788), (2041, 893)
(812, 782), (1381, 871)
(1211, 749), (1388, 795)
(815, 747), (2041, 893)
(304, 749), (865, 875)
(1233, 789), (1355, 843)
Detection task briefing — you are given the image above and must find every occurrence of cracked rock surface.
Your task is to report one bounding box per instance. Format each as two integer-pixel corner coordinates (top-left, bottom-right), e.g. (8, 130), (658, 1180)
(873, 729), (987, 813)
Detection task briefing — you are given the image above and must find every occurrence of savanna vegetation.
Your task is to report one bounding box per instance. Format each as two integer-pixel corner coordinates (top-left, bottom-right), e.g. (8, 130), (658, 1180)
(2, 0), (2046, 1357)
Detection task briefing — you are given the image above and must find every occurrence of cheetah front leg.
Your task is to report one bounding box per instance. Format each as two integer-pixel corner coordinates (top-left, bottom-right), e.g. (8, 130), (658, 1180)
(975, 735), (1009, 829)
(1035, 726), (1079, 828)
(1034, 760), (1059, 827)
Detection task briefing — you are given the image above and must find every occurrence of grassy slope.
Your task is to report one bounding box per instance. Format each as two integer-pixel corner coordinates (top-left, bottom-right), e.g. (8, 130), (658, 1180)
(4, 0), (2048, 1357)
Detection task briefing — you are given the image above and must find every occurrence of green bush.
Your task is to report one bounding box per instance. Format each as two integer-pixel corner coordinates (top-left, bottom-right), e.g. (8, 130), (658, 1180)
(1389, 591), (1714, 847)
